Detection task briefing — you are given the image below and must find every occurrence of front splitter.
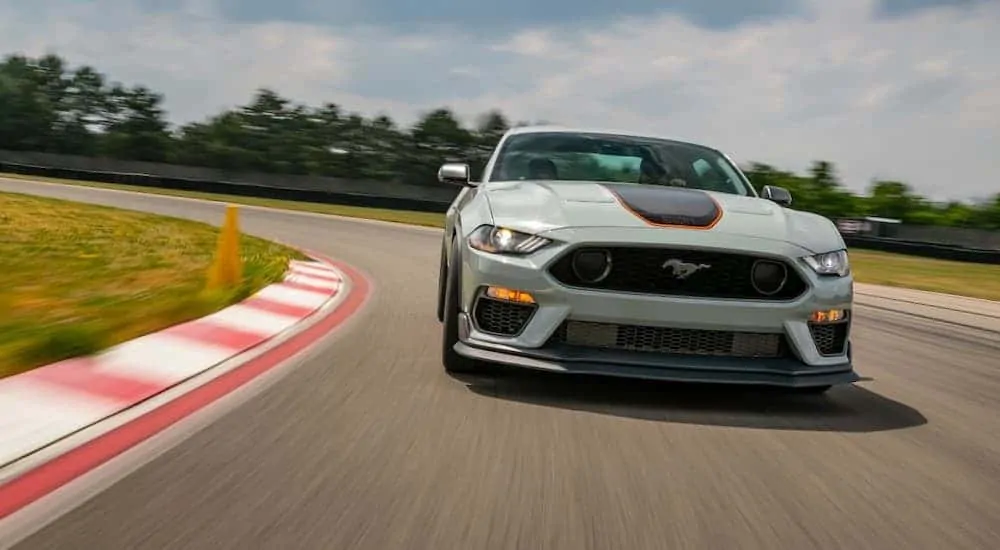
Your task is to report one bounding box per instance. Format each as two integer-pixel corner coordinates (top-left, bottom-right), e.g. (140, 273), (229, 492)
(453, 340), (859, 389)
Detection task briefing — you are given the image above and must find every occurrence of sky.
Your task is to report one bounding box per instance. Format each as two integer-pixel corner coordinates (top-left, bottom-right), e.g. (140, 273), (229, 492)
(0, 0), (997, 201)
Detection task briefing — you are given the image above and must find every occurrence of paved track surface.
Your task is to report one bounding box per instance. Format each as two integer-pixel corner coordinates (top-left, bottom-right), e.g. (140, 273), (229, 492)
(3, 179), (999, 550)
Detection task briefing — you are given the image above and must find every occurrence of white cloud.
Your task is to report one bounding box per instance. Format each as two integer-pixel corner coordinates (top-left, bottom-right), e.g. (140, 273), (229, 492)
(0, 0), (998, 200)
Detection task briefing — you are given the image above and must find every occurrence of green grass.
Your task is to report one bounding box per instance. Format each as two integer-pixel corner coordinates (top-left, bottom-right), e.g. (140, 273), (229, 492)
(849, 249), (1000, 301)
(0, 190), (306, 379)
(3, 171), (998, 302)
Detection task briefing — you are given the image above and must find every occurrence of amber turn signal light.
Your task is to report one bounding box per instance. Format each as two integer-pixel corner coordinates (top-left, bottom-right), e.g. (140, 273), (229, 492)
(486, 286), (536, 304)
(809, 309), (846, 323)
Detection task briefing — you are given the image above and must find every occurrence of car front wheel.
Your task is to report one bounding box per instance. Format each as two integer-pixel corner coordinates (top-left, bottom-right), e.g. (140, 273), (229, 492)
(441, 238), (479, 374)
(436, 241), (447, 322)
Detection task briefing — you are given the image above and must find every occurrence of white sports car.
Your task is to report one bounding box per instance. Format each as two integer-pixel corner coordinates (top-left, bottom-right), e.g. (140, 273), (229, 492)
(435, 126), (857, 394)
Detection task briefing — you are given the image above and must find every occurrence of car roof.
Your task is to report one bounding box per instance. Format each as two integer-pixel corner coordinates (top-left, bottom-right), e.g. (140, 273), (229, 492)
(502, 125), (716, 151)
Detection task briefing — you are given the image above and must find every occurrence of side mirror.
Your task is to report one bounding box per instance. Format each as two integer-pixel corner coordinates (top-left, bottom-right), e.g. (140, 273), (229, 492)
(761, 185), (792, 207)
(438, 163), (472, 186)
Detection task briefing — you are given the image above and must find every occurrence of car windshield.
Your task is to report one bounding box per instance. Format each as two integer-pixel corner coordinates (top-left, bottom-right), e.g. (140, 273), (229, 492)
(488, 131), (753, 196)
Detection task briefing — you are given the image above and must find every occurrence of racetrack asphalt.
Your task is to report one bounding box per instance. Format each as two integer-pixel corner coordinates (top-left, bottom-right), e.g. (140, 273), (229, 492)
(2, 178), (999, 550)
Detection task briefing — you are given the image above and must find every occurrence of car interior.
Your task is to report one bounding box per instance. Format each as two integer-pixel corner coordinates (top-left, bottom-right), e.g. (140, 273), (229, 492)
(496, 133), (748, 195)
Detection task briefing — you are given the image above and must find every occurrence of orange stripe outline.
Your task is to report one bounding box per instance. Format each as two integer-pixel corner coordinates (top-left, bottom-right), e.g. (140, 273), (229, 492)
(605, 187), (724, 230)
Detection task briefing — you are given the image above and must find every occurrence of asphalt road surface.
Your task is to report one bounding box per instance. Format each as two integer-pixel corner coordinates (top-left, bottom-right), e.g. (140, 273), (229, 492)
(3, 179), (999, 550)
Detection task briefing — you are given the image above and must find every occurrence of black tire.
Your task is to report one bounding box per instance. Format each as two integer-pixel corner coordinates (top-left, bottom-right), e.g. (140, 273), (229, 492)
(436, 241), (447, 323)
(442, 238), (478, 373)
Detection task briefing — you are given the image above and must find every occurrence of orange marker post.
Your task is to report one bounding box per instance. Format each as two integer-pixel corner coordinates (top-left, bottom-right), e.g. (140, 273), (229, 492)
(206, 204), (243, 290)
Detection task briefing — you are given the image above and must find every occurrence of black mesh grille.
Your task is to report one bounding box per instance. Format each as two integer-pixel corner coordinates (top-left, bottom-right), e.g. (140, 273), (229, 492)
(548, 321), (789, 358)
(809, 322), (849, 356)
(548, 246), (807, 300)
(473, 297), (536, 336)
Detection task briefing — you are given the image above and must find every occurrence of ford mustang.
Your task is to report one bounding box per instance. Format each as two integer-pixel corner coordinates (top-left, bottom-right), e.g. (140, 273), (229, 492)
(435, 126), (857, 393)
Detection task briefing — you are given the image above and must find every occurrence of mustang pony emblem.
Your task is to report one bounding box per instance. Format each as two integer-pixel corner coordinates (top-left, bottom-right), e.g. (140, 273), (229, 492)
(661, 259), (711, 280)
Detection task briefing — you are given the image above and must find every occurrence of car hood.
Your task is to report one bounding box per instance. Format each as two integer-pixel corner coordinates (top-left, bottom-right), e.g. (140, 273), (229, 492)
(483, 180), (841, 254)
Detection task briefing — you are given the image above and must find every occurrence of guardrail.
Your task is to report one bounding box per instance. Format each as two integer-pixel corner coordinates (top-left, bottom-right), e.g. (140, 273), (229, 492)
(843, 235), (1000, 264)
(0, 161), (455, 214)
(3, 160), (999, 265)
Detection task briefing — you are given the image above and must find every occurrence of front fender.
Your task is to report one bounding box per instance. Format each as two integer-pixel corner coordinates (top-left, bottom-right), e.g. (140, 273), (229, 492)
(787, 210), (847, 254)
(447, 189), (495, 266)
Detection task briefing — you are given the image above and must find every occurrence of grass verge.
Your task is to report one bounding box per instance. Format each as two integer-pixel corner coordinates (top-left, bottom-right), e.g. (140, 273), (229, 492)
(0, 190), (306, 379)
(849, 249), (1000, 301)
(2, 172), (998, 302)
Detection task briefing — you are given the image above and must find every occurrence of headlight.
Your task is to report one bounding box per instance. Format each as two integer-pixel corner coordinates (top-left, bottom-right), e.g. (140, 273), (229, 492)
(803, 249), (850, 277)
(468, 225), (552, 255)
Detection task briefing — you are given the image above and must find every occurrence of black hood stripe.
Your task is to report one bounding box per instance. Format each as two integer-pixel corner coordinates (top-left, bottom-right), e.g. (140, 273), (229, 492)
(601, 183), (723, 229)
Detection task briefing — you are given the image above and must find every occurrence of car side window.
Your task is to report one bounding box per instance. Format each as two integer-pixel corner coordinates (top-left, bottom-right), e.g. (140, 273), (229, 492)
(692, 158), (713, 177)
(690, 157), (731, 192)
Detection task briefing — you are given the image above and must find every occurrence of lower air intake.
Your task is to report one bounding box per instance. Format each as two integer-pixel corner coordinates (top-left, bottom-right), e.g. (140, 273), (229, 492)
(473, 297), (536, 336)
(808, 322), (849, 356)
(548, 321), (788, 358)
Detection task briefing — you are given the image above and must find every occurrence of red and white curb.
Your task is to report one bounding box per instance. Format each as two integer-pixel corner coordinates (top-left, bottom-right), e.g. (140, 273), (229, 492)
(0, 259), (345, 471)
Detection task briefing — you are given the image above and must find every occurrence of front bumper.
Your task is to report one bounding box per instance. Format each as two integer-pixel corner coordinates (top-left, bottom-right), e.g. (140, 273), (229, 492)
(456, 313), (857, 387)
(454, 227), (858, 388)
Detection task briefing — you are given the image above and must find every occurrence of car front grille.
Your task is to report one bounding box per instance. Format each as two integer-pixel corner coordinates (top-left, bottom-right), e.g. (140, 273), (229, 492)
(809, 321), (849, 356)
(548, 246), (807, 300)
(547, 320), (789, 358)
(472, 297), (536, 336)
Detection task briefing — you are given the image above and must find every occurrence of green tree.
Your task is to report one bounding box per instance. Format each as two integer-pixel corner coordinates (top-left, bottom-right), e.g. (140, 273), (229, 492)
(475, 110), (509, 148)
(0, 50), (998, 232)
(101, 84), (172, 162)
(173, 112), (256, 170)
(56, 66), (109, 155)
(867, 180), (920, 221)
(0, 54), (60, 152)
(408, 108), (475, 183)
(809, 160), (838, 189)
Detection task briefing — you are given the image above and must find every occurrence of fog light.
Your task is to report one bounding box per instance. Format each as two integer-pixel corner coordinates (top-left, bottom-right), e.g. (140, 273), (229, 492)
(486, 286), (536, 304)
(571, 249), (612, 283)
(750, 260), (788, 296)
(810, 309), (847, 323)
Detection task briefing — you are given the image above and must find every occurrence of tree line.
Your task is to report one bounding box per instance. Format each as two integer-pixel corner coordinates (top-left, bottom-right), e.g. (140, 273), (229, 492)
(1, 53), (998, 229)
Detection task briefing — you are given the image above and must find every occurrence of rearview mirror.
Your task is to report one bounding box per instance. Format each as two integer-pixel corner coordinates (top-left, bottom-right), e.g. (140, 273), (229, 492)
(438, 163), (472, 186)
(761, 185), (792, 207)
